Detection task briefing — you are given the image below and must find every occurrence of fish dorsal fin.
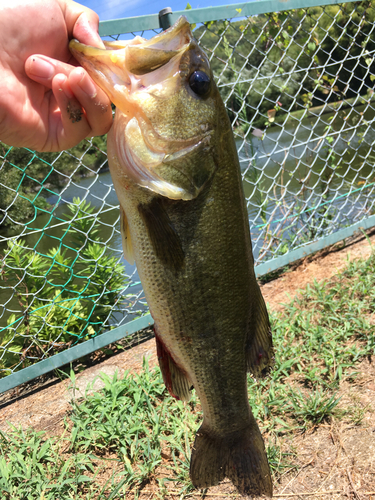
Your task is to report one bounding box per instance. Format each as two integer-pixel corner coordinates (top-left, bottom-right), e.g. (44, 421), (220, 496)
(120, 206), (135, 265)
(155, 333), (192, 401)
(246, 287), (274, 378)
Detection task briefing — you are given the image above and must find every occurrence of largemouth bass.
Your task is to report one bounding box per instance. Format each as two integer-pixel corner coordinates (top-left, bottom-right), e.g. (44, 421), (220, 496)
(70, 17), (273, 497)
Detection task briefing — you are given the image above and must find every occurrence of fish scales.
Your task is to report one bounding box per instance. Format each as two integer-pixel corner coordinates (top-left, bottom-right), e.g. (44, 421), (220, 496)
(70, 16), (274, 498)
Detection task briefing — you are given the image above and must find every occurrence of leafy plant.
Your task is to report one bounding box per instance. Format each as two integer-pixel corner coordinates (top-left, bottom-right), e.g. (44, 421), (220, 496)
(0, 198), (128, 377)
(287, 386), (342, 428)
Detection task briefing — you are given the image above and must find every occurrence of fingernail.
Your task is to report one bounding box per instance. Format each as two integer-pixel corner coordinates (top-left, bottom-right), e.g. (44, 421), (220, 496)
(29, 57), (54, 79)
(77, 69), (97, 98)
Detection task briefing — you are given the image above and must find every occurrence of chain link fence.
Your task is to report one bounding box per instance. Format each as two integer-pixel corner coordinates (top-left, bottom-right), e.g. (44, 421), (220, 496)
(1, 0), (375, 385)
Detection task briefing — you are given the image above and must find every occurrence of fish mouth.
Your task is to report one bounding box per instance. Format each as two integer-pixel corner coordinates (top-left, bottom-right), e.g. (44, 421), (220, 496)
(69, 16), (193, 114)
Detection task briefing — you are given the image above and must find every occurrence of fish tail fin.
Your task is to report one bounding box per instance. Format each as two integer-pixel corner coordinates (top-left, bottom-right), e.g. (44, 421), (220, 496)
(190, 418), (272, 498)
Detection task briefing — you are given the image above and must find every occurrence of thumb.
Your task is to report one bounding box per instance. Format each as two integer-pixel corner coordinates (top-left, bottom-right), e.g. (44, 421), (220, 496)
(58, 0), (105, 48)
(73, 12), (105, 48)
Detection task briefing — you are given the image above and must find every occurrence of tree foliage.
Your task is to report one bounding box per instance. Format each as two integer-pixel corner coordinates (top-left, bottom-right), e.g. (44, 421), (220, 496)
(195, 1), (375, 129)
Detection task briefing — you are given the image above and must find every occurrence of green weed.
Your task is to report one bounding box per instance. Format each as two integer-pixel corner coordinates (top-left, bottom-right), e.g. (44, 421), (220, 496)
(67, 359), (200, 494)
(0, 426), (96, 499)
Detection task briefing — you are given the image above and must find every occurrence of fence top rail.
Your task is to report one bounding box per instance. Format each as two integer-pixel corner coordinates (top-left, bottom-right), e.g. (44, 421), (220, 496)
(98, 0), (342, 36)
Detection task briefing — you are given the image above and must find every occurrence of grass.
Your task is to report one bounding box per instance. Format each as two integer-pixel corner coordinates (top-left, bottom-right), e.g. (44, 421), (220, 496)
(0, 426), (98, 499)
(0, 251), (374, 498)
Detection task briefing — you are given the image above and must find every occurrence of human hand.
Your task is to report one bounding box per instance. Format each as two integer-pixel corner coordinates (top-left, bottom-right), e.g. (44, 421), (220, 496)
(0, 0), (112, 152)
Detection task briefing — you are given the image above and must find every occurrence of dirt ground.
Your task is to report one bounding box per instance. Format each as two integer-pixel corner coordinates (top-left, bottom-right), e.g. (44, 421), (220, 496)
(1, 230), (375, 499)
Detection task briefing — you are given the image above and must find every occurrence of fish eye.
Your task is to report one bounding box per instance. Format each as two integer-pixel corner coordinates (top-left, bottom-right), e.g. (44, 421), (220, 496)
(189, 71), (211, 97)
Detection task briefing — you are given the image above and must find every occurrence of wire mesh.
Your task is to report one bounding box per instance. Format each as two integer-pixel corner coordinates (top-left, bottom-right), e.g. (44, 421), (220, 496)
(1, 0), (375, 378)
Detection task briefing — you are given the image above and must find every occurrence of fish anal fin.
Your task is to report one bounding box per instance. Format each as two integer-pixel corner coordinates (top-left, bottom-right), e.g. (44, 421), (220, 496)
(155, 332), (191, 401)
(120, 206), (135, 265)
(190, 420), (272, 497)
(246, 290), (274, 378)
(138, 197), (184, 271)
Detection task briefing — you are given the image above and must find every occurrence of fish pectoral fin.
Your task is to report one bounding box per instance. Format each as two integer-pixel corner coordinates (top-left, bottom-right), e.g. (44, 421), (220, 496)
(120, 206), (135, 265)
(138, 197), (184, 271)
(246, 290), (274, 378)
(155, 333), (191, 401)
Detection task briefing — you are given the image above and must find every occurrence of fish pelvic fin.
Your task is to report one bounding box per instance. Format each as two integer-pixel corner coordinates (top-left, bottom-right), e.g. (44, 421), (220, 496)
(155, 332), (191, 401)
(246, 289), (274, 378)
(190, 420), (273, 498)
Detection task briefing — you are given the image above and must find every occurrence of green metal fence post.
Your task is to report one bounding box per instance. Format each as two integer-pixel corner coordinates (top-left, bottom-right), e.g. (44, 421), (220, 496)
(159, 7), (173, 30)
